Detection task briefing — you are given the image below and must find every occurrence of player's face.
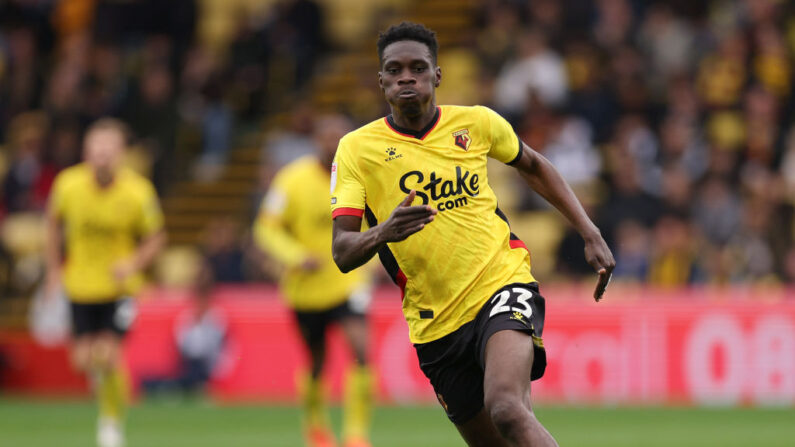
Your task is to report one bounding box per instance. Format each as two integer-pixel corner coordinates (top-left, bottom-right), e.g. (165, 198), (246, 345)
(379, 40), (440, 117)
(84, 128), (124, 183)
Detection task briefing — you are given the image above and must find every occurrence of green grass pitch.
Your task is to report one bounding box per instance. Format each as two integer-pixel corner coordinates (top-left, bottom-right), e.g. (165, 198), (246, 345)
(1, 398), (793, 446)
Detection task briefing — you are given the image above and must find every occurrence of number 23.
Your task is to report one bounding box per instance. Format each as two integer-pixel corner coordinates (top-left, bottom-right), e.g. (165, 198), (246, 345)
(489, 287), (534, 319)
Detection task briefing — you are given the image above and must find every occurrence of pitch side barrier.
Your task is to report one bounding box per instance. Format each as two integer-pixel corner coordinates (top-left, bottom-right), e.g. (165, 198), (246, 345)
(4, 284), (794, 406)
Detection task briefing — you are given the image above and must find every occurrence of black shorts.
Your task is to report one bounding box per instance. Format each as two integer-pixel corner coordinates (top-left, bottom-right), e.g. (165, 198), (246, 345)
(293, 298), (366, 347)
(414, 282), (547, 424)
(70, 298), (137, 337)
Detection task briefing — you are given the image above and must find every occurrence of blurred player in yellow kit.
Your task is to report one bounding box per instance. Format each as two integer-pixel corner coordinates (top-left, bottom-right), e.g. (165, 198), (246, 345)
(254, 115), (373, 447)
(44, 118), (166, 447)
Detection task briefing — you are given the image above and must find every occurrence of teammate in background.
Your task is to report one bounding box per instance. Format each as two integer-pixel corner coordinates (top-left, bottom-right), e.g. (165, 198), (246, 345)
(254, 115), (373, 447)
(331, 23), (615, 447)
(44, 118), (166, 447)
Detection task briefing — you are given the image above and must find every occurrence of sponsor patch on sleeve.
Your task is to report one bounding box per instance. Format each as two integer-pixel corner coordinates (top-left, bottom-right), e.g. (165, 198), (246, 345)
(330, 162), (337, 193)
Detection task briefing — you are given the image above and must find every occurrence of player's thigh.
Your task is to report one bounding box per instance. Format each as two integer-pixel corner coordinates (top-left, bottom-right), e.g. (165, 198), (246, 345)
(335, 300), (368, 363)
(415, 322), (486, 424)
(339, 315), (367, 351)
(90, 331), (123, 370)
(70, 336), (94, 371)
(455, 407), (511, 447)
(293, 309), (329, 353)
(483, 330), (534, 410)
(69, 302), (99, 371)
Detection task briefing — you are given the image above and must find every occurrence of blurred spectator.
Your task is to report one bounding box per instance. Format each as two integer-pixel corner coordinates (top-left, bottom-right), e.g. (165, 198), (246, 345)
(612, 115), (660, 195)
(647, 214), (703, 286)
(564, 40), (620, 143)
(122, 64), (179, 192)
(2, 112), (55, 214)
(697, 29), (747, 108)
(592, 0), (634, 50)
(261, 102), (316, 175)
(494, 28), (568, 120)
(638, 4), (697, 93)
(201, 218), (248, 284)
(597, 145), (661, 247)
(535, 111), (601, 189)
(657, 114), (708, 181)
(272, 0), (326, 89)
(475, 1), (523, 77)
(143, 278), (227, 397)
(659, 163), (693, 217)
(725, 197), (777, 282)
(191, 74), (234, 183)
(611, 219), (650, 282)
(692, 175), (742, 246)
(172, 293), (226, 394)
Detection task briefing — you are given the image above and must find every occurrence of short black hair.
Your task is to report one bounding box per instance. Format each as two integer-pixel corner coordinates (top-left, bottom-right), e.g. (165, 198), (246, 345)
(377, 22), (438, 66)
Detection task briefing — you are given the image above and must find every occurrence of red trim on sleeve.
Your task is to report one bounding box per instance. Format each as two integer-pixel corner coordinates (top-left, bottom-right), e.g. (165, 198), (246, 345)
(332, 207), (364, 218)
(396, 269), (408, 300)
(509, 238), (531, 263)
(509, 239), (528, 251)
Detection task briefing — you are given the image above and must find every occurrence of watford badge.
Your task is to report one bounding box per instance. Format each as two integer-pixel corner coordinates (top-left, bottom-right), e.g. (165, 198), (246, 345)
(452, 129), (471, 151)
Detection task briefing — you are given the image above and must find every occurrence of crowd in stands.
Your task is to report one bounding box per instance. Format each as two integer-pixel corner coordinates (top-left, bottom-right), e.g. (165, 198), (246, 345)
(0, 0), (327, 299)
(1, 0), (794, 302)
(473, 0), (795, 286)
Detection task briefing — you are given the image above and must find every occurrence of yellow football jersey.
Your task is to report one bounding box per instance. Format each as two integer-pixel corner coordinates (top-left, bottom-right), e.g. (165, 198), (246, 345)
(49, 164), (164, 303)
(255, 155), (367, 311)
(331, 105), (535, 343)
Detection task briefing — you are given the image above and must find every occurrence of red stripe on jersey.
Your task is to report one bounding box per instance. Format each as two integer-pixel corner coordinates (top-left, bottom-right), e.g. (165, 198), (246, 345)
(384, 117), (414, 138)
(396, 269), (407, 299)
(509, 238), (528, 251)
(420, 108), (442, 139)
(332, 207), (364, 218)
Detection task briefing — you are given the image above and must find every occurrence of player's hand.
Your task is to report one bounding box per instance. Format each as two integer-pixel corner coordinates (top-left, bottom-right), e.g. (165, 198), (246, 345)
(299, 256), (321, 272)
(584, 234), (615, 302)
(112, 259), (138, 283)
(378, 190), (437, 243)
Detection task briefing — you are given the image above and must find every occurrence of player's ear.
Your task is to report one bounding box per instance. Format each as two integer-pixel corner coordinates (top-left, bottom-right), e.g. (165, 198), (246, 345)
(434, 66), (441, 88)
(378, 71), (384, 91)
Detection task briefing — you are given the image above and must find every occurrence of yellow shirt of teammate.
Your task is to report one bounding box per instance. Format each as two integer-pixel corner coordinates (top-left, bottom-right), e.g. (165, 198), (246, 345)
(331, 105), (535, 343)
(255, 155), (367, 311)
(49, 163), (164, 302)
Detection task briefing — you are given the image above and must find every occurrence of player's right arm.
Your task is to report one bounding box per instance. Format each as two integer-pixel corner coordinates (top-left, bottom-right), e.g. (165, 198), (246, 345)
(332, 190), (436, 273)
(330, 136), (436, 273)
(253, 177), (318, 270)
(44, 175), (67, 299)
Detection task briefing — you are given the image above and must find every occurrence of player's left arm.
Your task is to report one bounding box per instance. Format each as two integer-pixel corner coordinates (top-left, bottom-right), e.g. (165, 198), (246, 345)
(512, 142), (615, 300)
(113, 184), (167, 282)
(113, 229), (167, 282)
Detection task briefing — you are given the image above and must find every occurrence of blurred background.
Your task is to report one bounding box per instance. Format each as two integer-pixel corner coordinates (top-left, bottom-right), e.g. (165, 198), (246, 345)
(0, 0), (794, 446)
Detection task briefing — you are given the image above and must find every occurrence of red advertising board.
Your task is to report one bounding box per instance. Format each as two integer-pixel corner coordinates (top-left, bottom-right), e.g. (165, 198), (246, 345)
(3, 284), (795, 407)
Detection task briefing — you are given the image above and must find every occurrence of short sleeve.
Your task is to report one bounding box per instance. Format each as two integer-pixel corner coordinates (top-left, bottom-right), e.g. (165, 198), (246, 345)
(330, 137), (366, 219)
(483, 106), (522, 165)
(138, 182), (164, 236)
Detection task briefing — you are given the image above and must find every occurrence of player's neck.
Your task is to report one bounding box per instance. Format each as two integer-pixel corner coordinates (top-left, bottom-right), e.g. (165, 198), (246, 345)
(390, 102), (438, 132)
(93, 170), (117, 189)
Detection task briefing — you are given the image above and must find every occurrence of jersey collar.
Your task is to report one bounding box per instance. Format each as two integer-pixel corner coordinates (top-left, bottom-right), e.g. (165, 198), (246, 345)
(384, 106), (441, 140)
